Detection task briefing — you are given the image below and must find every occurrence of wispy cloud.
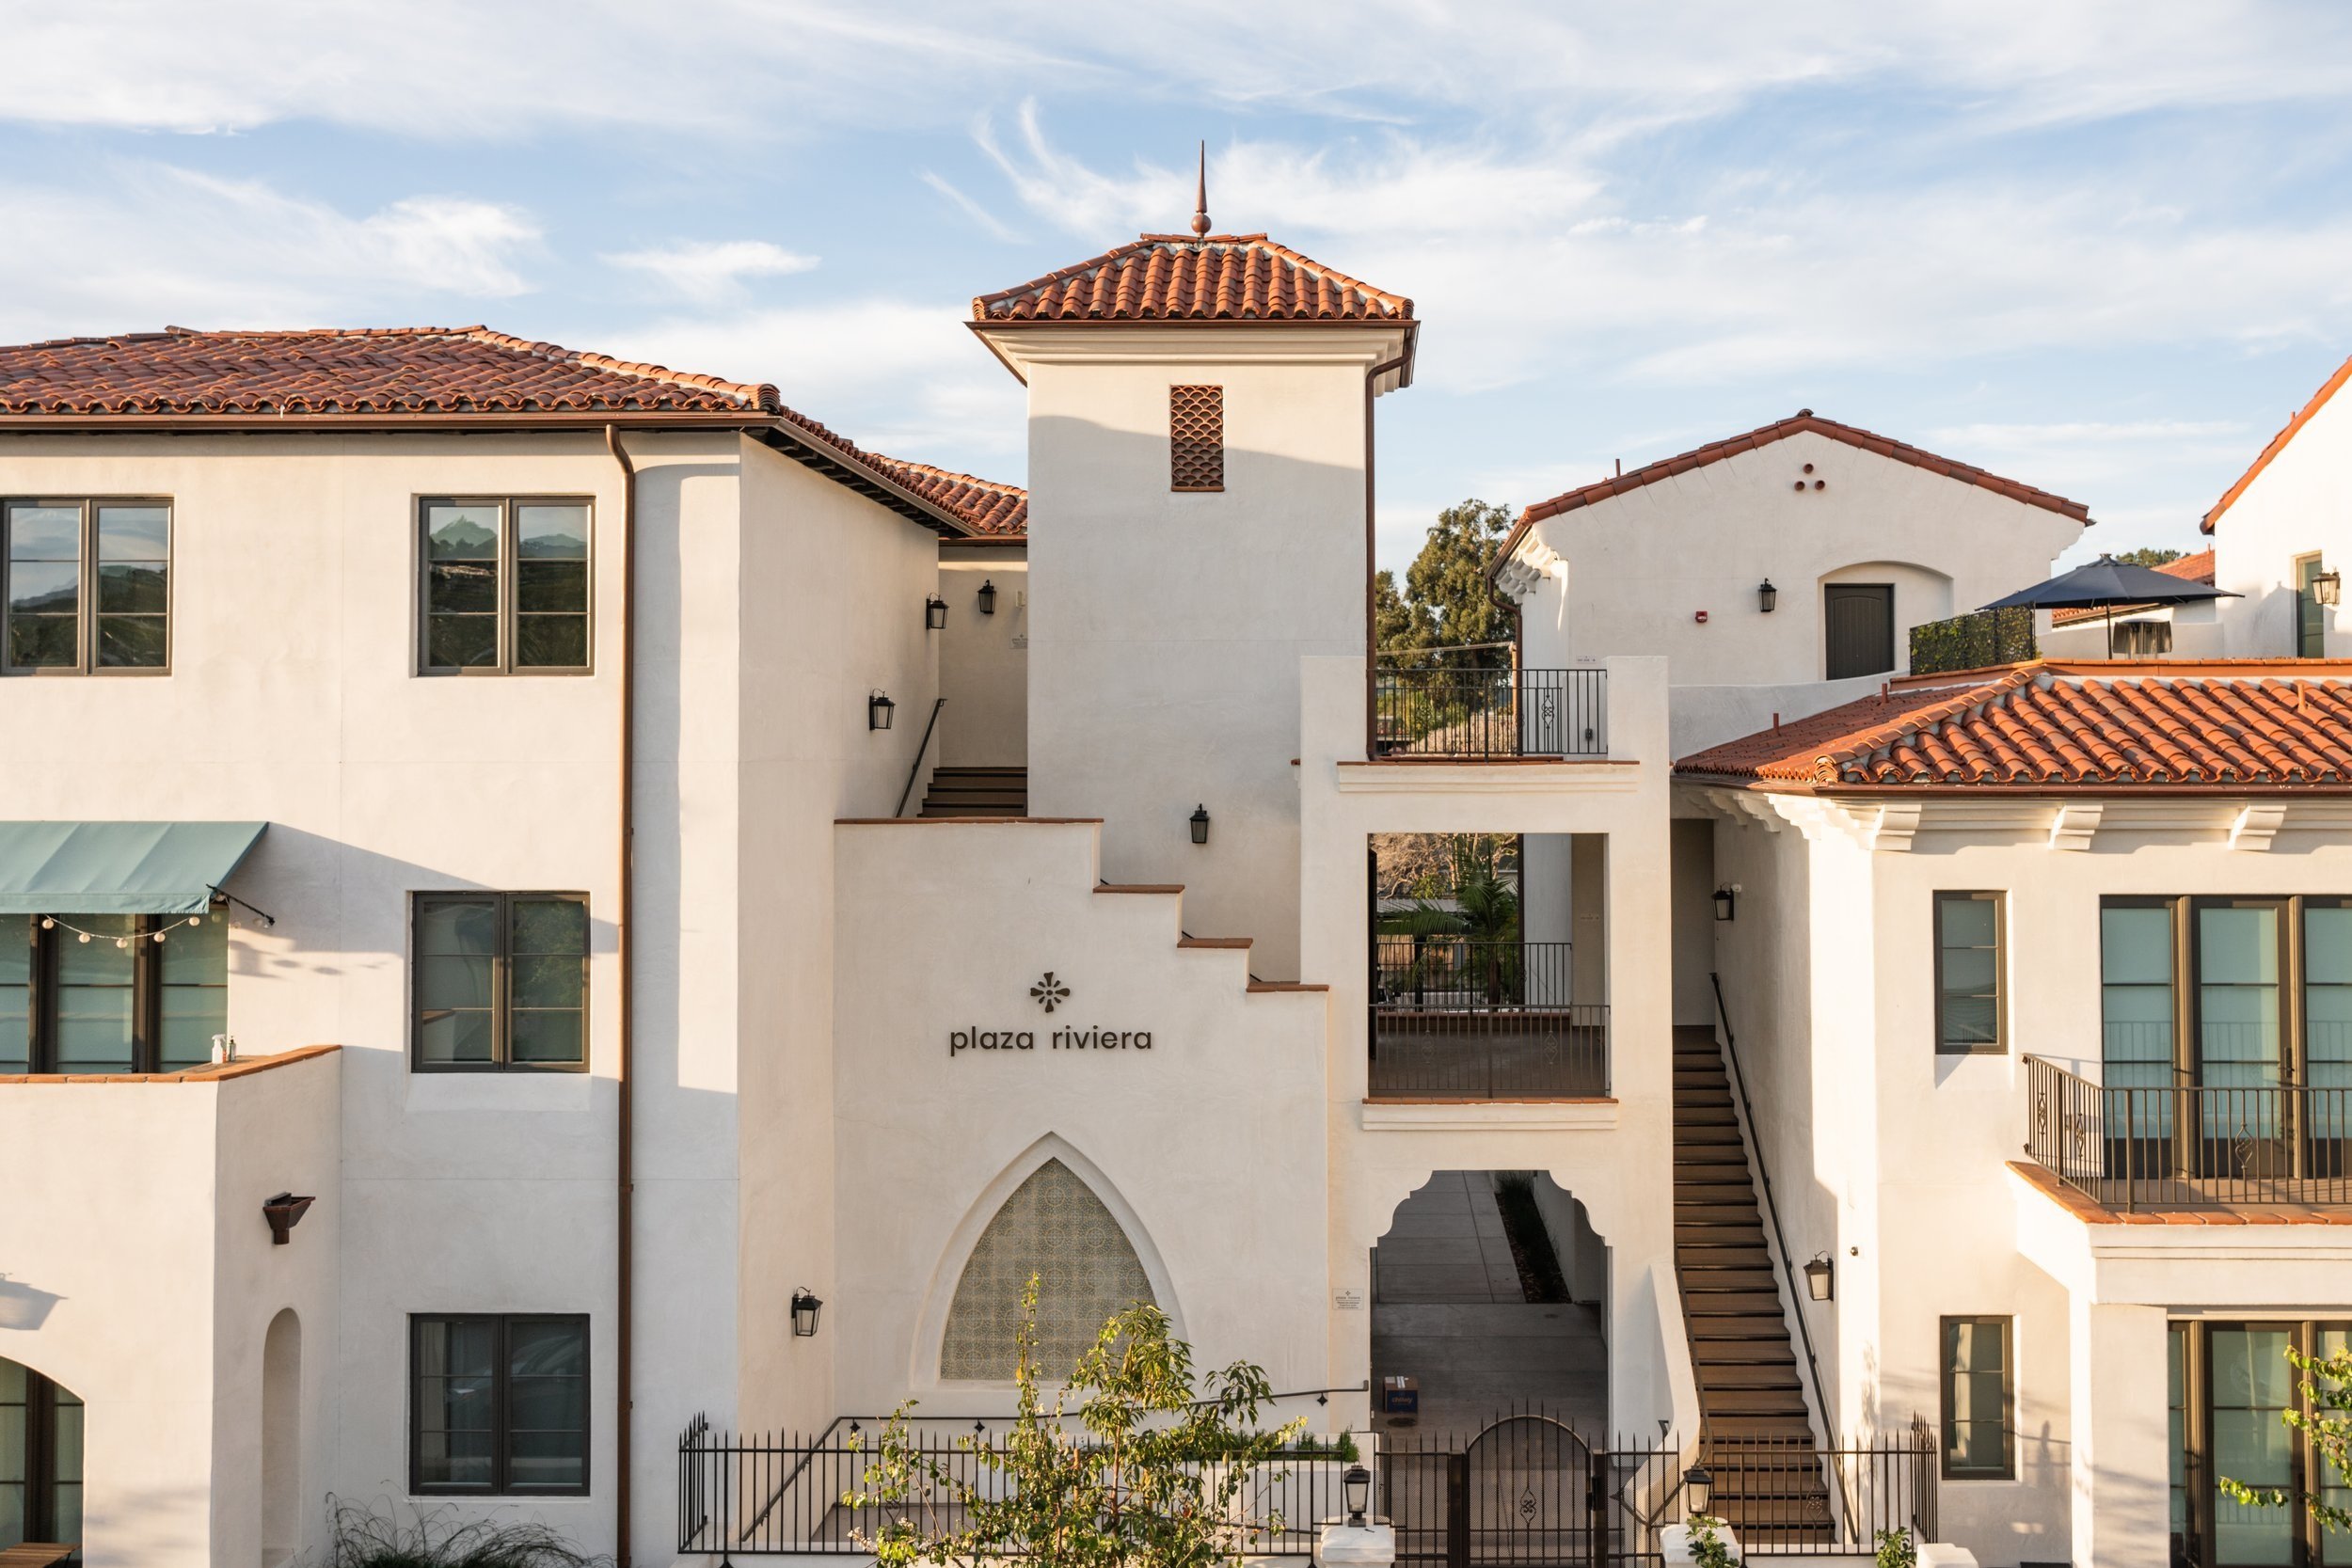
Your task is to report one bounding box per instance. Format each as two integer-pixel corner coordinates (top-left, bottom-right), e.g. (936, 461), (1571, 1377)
(604, 240), (818, 305)
(921, 172), (1025, 244)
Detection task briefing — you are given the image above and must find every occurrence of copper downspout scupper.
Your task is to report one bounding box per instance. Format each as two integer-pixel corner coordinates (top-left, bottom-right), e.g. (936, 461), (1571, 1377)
(604, 424), (638, 1566)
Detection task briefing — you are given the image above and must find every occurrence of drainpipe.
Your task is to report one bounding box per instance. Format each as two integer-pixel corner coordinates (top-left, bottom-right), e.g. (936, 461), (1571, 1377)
(1364, 353), (1408, 756)
(604, 424), (638, 1567)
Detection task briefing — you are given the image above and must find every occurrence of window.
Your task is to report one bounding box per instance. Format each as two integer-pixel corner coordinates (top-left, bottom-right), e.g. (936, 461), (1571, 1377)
(412, 894), (588, 1070)
(2297, 553), (2329, 658)
(1823, 582), (1895, 680)
(0, 910), (228, 1075)
(3, 499), (170, 673)
(1933, 892), (2004, 1054)
(2113, 618), (2173, 657)
(0, 1358), (83, 1553)
(941, 1158), (1154, 1382)
(420, 498), (591, 673)
(409, 1315), (588, 1496)
(2169, 1320), (2352, 1565)
(1939, 1316), (2014, 1479)
(1168, 385), (1224, 492)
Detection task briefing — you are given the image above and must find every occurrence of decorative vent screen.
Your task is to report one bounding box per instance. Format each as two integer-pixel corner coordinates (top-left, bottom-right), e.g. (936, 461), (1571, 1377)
(1169, 384), (1224, 491)
(940, 1158), (1154, 1382)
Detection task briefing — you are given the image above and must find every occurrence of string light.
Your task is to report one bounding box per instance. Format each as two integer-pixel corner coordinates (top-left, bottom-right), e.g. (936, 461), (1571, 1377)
(36, 912), (210, 946)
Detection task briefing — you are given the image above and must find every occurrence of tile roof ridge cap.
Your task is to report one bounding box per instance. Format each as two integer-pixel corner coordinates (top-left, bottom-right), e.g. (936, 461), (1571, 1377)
(882, 456), (1025, 493)
(973, 237), (1167, 315)
(457, 326), (776, 411)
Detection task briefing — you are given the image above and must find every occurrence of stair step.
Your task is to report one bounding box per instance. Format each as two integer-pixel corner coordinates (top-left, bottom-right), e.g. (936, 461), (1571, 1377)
(1675, 1125), (1744, 1145)
(1684, 1293), (1790, 1319)
(1677, 1104), (1738, 1124)
(1675, 1183), (1760, 1203)
(1691, 1343), (1798, 1366)
(1696, 1364), (1807, 1391)
(1680, 1269), (1781, 1292)
(1705, 1417), (1820, 1441)
(1676, 1206), (1763, 1227)
(1700, 1389), (1813, 1415)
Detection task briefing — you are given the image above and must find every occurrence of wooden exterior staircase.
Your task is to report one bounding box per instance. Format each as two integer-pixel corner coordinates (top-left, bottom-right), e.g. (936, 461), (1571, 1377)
(1673, 1022), (1832, 1540)
(918, 766), (1027, 817)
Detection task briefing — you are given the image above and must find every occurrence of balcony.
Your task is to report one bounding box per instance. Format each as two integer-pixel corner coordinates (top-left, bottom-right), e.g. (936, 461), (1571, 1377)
(1368, 937), (1607, 1100)
(1370, 659), (1607, 759)
(2024, 1055), (2352, 1212)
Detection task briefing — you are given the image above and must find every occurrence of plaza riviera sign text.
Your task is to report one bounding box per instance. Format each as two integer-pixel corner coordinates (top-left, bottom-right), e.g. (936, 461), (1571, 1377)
(948, 972), (1154, 1055)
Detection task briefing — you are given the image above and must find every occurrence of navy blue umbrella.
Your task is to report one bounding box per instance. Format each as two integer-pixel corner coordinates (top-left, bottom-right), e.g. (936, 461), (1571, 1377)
(1982, 553), (2238, 657)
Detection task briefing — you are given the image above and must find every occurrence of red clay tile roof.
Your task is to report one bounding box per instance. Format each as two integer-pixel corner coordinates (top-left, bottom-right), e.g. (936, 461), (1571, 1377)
(974, 234), (1413, 324)
(881, 459), (1026, 537)
(2204, 350), (2352, 533)
(0, 325), (781, 416)
(2050, 550), (2215, 624)
(1493, 410), (2091, 577)
(1676, 660), (2352, 790)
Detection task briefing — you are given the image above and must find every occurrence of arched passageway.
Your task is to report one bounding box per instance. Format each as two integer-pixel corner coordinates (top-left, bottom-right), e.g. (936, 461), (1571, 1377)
(1370, 1172), (1607, 1434)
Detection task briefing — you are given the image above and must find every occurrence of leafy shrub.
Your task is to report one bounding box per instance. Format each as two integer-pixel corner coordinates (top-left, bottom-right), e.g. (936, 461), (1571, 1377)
(1908, 607), (2035, 675)
(1875, 1527), (1918, 1568)
(327, 1500), (611, 1568)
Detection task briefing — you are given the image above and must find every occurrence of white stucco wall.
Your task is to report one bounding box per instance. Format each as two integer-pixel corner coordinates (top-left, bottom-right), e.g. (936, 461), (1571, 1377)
(2209, 367), (2352, 657)
(1508, 430), (2084, 689)
(937, 549), (1027, 769)
(1014, 326), (1407, 981)
(0, 1051), (339, 1568)
(830, 818), (1331, 1418)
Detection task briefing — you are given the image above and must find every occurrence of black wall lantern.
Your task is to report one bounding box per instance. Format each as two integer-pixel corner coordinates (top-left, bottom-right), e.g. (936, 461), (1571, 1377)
(1343, 1464), (1372, 1526)
(1712, 884), (1737, 923)
(2315, 569), (2344, 609)
(868, 691), (896, 731)
(262, 1192), (315, 1246)
(1804, 1251), (1835, 1302)
(977, 578), (997, 615)
(790, 1288), (824, 1337)
(1190, 804), (1210, 845)
(1684, 1464), (1712, 1518)
(925, 594), (948, 630)
(1757, 578), (1778, 613)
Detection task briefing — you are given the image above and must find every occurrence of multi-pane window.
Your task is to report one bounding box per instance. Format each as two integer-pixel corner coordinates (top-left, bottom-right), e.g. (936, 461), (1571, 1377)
(410, 1315), (589, 1496)
(0, 1357), (83, 1552)
(3, 499), (170, 673)
(412, 893), (588, 1070)
(1169, 385), (1224, 492)
(1939, 1316), (2014, 1479)
(2099, 896), (2352, 1086)
(420, 498), (591, 673)
(2171, 1321), (2352, 1566)
(0, 910), (228, 1075)
(1933, 892), (2004, 1054)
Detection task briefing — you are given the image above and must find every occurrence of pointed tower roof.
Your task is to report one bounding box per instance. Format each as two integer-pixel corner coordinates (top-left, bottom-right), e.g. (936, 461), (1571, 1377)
(973, 233), (1415, 325)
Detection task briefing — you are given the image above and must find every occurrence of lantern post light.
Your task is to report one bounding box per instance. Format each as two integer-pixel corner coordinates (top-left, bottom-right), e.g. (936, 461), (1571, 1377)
(868, 691), (896, 731)
(1190, 804), (1210, 845)
(790, 1288), (824, 1337)
(1712, 884), (1737, 923)
(977, 578), (998, 615)
(925, 594), (948, 630)
(1343, 1464), (1372, 1527)
(1684, 1464), (1712, 1519)
(1757, 578), (1778, 614)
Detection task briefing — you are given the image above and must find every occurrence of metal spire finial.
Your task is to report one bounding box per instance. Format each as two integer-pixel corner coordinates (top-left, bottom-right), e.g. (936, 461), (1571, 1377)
(1191, 141), (1210, 239)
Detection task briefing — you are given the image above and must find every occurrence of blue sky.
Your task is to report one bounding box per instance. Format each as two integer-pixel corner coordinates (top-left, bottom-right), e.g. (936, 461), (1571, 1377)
(5, 2), (2351, 571)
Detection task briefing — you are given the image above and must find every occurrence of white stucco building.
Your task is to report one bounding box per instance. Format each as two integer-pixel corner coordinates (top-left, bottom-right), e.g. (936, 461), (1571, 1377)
(4, 222), (2351, 1568)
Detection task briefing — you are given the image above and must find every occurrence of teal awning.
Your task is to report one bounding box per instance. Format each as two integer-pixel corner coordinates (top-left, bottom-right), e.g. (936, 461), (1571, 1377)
(0, 821), (268, 916)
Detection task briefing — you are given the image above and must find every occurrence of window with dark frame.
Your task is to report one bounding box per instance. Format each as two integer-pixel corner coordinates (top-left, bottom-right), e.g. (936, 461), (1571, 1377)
(412, 893), (589, 1071)
(1169, 385), (1224, 492)
(1, 1356), (84, 1552)
(3, 498), (170, 674)
(409, 1314), (588, 1497)
(0, 910), (228, 1076)
(2168, 1319), (2352, 1565)
(1934, 891), (2004, 1054)
(420, 497), (591, 673)
(2096, 895), (2352, 1092)
(1939, 1315), (2014, 1480)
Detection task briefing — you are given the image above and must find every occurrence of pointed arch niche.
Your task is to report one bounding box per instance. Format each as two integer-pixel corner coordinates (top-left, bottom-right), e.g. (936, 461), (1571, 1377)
(921, 1137), (1179, 1386)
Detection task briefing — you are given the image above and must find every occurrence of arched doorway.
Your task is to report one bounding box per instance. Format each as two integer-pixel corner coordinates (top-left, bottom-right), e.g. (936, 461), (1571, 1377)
(1, 1355), (83, 1554)
(262, 1309), (301, 1567)
(1370, 1172), (1606, 1433)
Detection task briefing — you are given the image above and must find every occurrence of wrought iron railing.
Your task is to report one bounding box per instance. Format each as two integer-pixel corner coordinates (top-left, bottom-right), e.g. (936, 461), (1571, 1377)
(1368, 939), (1603, 1099)
(1695, 1422), (1937, 1556)
(2024, 1055), (2352, 1210)
(1371, 663), (1607, 759)
(677, 1417), (1359, 1557)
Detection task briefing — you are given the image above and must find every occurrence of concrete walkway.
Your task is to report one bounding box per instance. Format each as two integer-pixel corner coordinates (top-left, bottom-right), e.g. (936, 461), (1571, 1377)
(1370, 1172), (1608, 1438)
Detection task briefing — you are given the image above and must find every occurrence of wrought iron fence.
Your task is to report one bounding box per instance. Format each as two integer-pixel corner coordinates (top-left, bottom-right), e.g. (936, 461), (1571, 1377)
(1907, 607), (2036, 675)
(1372, 664), (1607, 758)
(2025, 1055), (2352, 1210)
(1378, 1420), (1677, 1568)
(1695, 1424), (1936, 1556)
(1369, 937), (1605, 1099)
(676, 1418), (1359, 1558)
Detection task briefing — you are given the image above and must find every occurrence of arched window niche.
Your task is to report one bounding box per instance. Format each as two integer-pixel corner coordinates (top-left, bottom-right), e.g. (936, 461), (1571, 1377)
(938, 1155), (1159, 1384)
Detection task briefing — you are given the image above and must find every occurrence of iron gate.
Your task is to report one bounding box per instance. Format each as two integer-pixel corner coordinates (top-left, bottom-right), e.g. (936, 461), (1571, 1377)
(1380, 1413), (1673, 1568)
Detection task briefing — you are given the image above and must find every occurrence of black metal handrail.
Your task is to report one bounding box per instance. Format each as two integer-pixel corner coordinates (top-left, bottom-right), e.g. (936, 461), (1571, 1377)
(1370, 664), (1606, 759)
(1373, 936), (1572, 1009)
(894, 697), (949, 818)
(1369, 939), (1602, 1100)
(2024, 1054), (2352, 1210)
(1709, 974), (1837, 1454)
(1694, 1423), (1937, 1555)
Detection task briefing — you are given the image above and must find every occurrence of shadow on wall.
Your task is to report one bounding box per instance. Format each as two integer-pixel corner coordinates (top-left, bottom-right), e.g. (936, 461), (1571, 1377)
(0, 1275), (66, 1330)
